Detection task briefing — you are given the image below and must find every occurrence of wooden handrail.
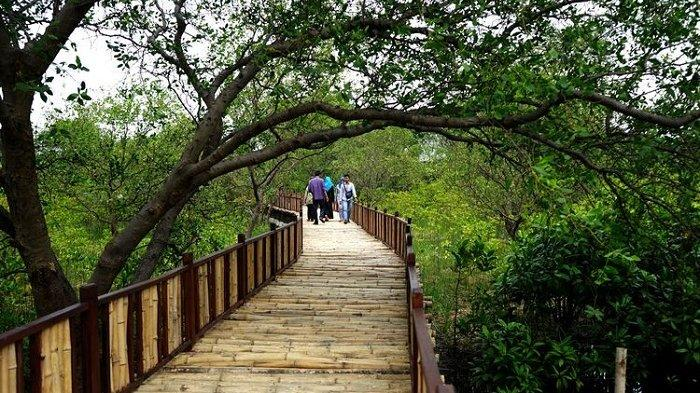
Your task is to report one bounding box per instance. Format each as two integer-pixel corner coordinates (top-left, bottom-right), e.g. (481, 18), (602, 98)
(0, 302), (88, 348)
(0, 203), (304, 393)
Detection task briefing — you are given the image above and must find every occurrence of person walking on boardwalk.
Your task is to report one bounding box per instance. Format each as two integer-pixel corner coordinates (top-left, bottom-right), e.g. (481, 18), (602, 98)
(339, 174), (357, 224)
(335, 177), (344, 222)
(307, 171), (327, 225)
(304, 180), (314, 221)
(323, 175), (335, 221)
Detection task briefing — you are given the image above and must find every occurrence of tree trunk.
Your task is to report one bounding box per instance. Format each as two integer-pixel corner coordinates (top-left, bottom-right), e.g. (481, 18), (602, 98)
(245, 201), (265, 238)
(504, 215), (523, 240)
(89, 113), (225, 293)
(0, 92), (77, 315)
(89, 165), (200, 293)
(131, 193), (191, 282)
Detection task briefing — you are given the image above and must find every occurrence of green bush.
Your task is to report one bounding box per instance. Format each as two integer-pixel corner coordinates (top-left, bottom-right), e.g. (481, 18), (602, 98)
(466, 208), (699, 392)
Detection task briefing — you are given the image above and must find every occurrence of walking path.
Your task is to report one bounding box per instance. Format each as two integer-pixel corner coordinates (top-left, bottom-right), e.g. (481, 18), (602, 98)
(137, 213), (411, 392)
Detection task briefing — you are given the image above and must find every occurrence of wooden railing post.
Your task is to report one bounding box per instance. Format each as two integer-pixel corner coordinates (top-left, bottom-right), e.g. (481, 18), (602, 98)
(406, 233), (415, 267)
(223, 252), (231, 310)
(394, 212), (400, 252)
(405, 218), (412, 260)
(299, 208), (304, 257)
(374, 207), (378, 238)
(615, 347), (627, 393)
(237, 234), (247, 299)
(182, 253), (196, 345)
(269, 224), (278, 276)
(382, 209), (391, 242)
(79, 284), (100, 393)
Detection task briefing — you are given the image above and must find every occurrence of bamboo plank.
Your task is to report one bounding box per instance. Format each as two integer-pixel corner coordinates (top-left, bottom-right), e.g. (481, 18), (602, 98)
(166, 276), (182, 353)
(109, 297), (129, 392)
(247, 243), (254, 291)
(283, 228), (289, 266)
(38, 319), (72, 393)
(0, 343), (17, 393)
(228, 251), (238, 305)
(197, 265), (209, 329)
(265, 236), (272, 280)
(276, 232), (282, 270)
(214, 256), (225, 315)
(290, 225), (296, 261)
(141, 286), (159, 372)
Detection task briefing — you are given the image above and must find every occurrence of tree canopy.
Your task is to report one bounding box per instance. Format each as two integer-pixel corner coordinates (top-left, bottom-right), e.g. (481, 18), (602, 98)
(0, 0), (697, 336)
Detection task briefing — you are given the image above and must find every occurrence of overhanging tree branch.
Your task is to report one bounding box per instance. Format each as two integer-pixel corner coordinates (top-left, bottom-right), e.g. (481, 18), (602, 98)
(22, 0), (99, 79)
(199, 121), (389, 182)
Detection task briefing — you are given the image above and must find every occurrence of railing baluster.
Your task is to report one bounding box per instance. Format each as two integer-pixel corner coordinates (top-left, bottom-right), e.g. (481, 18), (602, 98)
(15, 341), (25, 393)
(29, 333), (41, 393)
(207, 260), (216, 322)
(79, 284), (101, 393)
(223, 253), (231, 310)
(182, 253), (196, 348)
(157, 281), (168, 362)
(237, 234), (247, 299)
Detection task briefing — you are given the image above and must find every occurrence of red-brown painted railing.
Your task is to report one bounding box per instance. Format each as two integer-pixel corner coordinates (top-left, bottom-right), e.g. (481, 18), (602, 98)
(0, 205), (303, 393)
(350, 202), (456, 393)
(275, 189), (305, 213)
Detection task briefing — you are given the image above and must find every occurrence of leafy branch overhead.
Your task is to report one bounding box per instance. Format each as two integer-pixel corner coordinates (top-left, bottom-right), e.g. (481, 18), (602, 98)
(0, 0), (697, 318)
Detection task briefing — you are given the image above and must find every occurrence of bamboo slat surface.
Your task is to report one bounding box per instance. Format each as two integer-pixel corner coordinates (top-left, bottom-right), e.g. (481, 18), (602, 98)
(166, 276), (182, 353)
(109, 297), (130, 392)
(141, 285), (159, 372)
(137, 211), (410, 392)
(247, 243), (255, 292)
(39, 319), (72, 393)
(215, 257), (225, 316)
(0, 343), (17, 392)
(197, 265), (209, 329)
(228, 251), (238, 306)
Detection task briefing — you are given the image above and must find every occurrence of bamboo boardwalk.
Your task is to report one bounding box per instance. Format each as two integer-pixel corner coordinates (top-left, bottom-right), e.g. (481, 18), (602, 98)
(136, 212), (411, 392)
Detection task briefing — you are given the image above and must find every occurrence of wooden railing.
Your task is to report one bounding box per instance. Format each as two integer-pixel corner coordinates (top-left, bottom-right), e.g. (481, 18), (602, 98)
(274, 189), (305, 212)
(0, 206), (303, 393)
(351, 203), (455, 393)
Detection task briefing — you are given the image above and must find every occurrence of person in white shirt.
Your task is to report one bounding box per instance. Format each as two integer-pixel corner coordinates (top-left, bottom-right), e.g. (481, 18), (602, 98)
(338, 174), (357, 224)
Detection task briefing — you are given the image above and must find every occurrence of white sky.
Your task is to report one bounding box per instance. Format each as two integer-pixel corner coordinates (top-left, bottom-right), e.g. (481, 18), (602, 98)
(31, 29), (126, 128)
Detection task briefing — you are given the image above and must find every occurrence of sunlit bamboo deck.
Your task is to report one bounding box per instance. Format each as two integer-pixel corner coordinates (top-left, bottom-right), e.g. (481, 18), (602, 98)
(136, 212), (411, 392)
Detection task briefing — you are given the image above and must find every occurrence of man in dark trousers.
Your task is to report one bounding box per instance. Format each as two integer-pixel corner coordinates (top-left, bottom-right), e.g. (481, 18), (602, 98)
(307, 171), (327, 225)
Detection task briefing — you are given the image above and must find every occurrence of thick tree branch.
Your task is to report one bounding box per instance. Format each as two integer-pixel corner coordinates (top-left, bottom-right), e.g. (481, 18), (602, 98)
(193, 92), (697, 179)
(572, 91), (700, 128)
(0, 13), (12, 56)
(131, 190), (193, 283)
(22, 0), (99, 79)
(210, 15), (415, 115)
(199, 122), (389, 183)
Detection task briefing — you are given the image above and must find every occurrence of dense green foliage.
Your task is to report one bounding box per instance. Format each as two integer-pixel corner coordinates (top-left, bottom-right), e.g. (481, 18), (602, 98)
(282, 124), (699, 392)
(0, 89), (274, 331)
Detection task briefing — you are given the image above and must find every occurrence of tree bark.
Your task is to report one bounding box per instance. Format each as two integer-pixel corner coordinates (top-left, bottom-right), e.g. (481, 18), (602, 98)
(89, 171), (194, 293)
(131, 192), (191, 283)
(0, 92), (77, 315)
(245, 202), (265, 238)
